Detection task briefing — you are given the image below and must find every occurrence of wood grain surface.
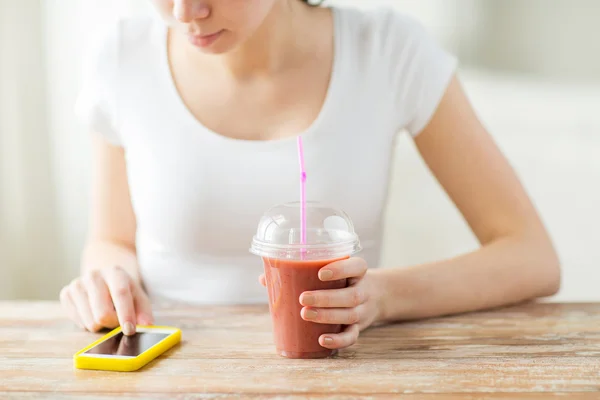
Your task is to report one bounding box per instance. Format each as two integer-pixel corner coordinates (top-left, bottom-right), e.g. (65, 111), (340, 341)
(1, 301), (599, 399)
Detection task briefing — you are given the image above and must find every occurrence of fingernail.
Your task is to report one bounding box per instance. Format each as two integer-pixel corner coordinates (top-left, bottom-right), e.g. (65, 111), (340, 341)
(319, 270), (333, 281)
(304, 309), (318, 320)
(123, 322), (136, 335)
(323, 337), (334, 345)
(302, 294), (315, 306)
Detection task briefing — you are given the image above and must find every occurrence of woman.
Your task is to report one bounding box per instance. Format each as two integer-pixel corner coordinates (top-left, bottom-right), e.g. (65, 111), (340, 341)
(60, 0), (560, 351)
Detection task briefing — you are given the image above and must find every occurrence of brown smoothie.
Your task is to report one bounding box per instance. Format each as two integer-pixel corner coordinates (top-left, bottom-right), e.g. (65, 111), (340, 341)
(262, 256), (348, 359)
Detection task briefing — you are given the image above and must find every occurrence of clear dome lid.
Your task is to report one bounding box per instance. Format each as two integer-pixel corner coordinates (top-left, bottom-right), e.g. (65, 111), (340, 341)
(249, 201), (361, 261)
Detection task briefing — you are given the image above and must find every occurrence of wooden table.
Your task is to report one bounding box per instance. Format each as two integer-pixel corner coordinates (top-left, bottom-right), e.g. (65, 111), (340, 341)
(1, 301), (599, 399)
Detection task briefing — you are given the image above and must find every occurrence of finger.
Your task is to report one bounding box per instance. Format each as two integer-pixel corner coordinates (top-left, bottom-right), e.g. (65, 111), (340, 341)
(301, 305), (363, 326)
(69, 280), (102, 332)
(83, 271), (118, 329)
(60, 287), (83, 329)
(117, 334), (134, 356)
(319, 257), (368, 281)
(258, 274), (266, 287)
(131, 283), (154, 326)
(300, 283), (367, 308)
(103, 267), (136, 336)
(319, 324), (360, 350)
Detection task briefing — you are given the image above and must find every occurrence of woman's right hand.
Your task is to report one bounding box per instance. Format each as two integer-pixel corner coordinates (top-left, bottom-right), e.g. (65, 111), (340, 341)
(59, 266), (154, 335)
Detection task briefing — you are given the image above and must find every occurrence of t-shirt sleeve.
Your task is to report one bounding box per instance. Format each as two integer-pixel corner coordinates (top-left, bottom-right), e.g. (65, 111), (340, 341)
(382, 11), (458, 137)
(74, 22), (122, 146)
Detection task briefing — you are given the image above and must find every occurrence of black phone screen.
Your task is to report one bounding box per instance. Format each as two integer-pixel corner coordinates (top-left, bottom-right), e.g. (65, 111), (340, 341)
(84, 332), (170, 357)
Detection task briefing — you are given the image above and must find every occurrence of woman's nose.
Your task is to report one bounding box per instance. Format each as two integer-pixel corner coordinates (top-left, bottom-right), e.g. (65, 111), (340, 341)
(173, 0), (210, 23)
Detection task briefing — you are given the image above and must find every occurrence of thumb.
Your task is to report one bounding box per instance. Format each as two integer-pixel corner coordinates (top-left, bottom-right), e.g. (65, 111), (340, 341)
(259, 274), (267, 288)
(132, 282), (154, 326)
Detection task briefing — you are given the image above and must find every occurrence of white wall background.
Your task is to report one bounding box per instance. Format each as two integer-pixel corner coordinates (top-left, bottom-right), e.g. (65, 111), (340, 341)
(0, 1), (62, 299)
(1, 0), (599, 301)
(476, 0), (600, 83)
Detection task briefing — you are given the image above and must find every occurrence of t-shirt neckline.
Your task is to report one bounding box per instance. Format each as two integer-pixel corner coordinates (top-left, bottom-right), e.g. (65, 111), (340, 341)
(157, 7), (342, 150)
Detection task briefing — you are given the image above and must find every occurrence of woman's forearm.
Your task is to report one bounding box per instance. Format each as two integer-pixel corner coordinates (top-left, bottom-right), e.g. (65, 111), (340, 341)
(374, 231), (561, 323)
(81, 240), (142, 285)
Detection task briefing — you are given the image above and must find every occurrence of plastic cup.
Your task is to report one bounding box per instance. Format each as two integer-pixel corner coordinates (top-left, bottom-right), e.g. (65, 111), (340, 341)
(250, 202), (361, 359)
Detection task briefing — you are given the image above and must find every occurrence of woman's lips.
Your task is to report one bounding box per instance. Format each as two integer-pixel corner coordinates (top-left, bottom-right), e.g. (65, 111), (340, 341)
(187, 30), (224, 48)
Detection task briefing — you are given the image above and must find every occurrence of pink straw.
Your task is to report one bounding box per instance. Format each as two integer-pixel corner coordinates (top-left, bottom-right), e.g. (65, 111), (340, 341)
(297, 137), (307, 249)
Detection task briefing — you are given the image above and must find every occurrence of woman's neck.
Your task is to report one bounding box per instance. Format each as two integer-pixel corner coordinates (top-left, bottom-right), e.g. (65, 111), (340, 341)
(177, 1), (318, 79)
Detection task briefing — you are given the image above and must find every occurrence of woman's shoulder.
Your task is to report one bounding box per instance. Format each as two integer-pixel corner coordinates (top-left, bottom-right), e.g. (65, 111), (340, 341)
(331, 5), (458, 136)
(75, 16), (164, 146)
(333, 5), (433, 48)
(82, 16), (163, 78)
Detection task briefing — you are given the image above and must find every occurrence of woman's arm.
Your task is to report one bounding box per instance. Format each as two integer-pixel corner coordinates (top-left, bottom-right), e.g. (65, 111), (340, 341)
(82, 133), (140, 283)
(60, 133), (153, 335)
(375, 75), (561, 322)
(294, 75), (561, 351)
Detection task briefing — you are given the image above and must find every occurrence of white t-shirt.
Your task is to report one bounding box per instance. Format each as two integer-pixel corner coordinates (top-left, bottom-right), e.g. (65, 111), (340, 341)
(75, 6), (457, 305)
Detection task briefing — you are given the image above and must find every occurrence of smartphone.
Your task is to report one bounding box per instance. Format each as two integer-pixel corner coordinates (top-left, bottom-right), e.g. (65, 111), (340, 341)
(74, 326), (181, 372)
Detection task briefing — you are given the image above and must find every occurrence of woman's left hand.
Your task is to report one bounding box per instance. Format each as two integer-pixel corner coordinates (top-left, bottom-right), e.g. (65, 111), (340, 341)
(260, 257), (383, 351)
(299, 257), (382, 350)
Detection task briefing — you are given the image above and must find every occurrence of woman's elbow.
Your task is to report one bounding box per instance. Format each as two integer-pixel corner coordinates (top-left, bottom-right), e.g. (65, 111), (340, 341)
(539, 254), (561, 298)
(531, 230), (562, 298)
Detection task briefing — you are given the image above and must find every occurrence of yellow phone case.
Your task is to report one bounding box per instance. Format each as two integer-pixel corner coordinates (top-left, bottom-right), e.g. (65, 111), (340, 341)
(73, 325), (181, 372)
